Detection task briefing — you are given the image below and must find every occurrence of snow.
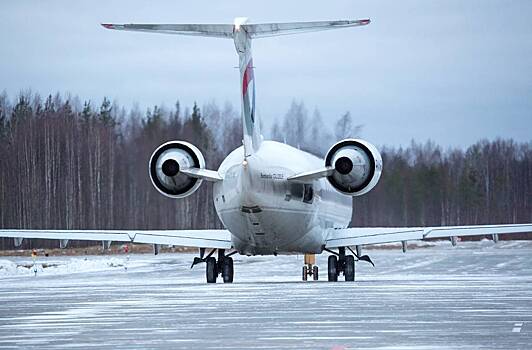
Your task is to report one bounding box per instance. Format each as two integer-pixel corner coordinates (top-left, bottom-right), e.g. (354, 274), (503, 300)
(1, 240), (531, 280)
(0, 255), (151, 277)
(0, 241), (531, 349)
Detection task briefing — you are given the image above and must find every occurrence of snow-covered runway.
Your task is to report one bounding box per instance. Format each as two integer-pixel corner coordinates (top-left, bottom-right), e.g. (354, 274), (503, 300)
(1, 241), (531, 349)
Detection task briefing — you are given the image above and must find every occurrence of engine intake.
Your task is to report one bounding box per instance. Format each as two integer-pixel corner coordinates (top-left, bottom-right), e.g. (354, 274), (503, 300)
(325, 139), (382, 196)
(149, 141), (205, 198)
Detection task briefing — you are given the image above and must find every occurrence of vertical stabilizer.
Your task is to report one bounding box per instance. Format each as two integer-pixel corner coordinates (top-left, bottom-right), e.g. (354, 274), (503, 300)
(233, 17), (261, 156)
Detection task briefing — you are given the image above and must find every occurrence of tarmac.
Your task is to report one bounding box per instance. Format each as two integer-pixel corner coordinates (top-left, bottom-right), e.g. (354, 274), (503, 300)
(0, 240), (531, 349)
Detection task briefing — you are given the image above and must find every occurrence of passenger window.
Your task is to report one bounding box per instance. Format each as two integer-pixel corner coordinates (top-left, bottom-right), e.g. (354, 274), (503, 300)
(303, 184), (314, 204)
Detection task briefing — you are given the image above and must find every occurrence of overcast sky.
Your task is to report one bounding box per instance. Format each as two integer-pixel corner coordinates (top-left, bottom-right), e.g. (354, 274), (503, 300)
(1, 0), (531, 147)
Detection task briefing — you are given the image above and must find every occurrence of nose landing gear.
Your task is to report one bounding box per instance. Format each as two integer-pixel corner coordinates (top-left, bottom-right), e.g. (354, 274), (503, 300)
(302, 253), (319, 281)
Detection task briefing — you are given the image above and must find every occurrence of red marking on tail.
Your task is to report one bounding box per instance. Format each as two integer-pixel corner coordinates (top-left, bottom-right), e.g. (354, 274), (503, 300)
(242, 60), (254, 96)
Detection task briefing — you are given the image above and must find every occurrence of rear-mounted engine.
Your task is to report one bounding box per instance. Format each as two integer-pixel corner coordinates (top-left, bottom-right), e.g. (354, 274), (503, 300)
(325, 139), (382, 196)
(149, 141), (206, 198)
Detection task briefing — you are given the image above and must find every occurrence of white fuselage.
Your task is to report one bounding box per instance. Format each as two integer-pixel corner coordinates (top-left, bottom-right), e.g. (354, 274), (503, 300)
(213, 141), (352, 255)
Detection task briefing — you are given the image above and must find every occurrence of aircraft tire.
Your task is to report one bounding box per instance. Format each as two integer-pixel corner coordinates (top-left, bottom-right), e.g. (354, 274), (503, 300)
(222, 257), (234, 283)
(345, 255), (355, 281)
(312, 265), (319, 280)
(328, 255), (338, 282)
(206, 257), (217, 283)
(302, 266), (308, 281)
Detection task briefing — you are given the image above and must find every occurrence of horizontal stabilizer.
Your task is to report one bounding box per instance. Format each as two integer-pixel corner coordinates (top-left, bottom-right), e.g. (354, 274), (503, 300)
(101, 23), (234, 38)
(101, 19), (370, 39)
(247, 19), (370, 38)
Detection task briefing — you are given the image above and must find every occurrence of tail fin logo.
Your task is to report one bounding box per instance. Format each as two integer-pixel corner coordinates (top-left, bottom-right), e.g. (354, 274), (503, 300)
(242, 59), (255, 123)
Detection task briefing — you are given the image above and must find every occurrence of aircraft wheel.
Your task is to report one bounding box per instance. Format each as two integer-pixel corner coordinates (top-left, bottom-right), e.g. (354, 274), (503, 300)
(222, 257), (234, 283)
(345, 255), (355, 281)
(312, 265), (319, 280)
(206, 257), (217, 283)
(302, 266), (308, 281)
(328, 255), (338, 282)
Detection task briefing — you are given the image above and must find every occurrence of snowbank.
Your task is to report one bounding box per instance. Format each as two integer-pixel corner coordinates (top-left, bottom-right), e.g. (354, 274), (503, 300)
(0, 256), (137, 278)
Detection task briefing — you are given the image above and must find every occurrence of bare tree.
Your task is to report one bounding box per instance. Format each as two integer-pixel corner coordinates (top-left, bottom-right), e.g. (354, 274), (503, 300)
(0, 91), (530, 249)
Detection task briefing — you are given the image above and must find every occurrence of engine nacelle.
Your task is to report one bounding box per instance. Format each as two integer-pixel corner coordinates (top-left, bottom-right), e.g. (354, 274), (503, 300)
(325, 139), (382, 196)
(149, 141), (205, 198)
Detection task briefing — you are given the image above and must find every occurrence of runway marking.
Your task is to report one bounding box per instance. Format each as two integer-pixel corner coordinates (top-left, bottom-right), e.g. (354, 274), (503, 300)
(259, 336), (374, 341)
(512, 322), (523, 333)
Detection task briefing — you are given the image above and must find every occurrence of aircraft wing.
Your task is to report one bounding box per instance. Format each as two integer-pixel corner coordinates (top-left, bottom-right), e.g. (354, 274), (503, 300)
(0, 229), (232, 249)
(325, 224), (532, 248)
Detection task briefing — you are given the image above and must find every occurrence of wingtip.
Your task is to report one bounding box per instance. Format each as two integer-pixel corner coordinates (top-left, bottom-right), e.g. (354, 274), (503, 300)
(101, 23), (114, 30)
(360, 18), (371, 25)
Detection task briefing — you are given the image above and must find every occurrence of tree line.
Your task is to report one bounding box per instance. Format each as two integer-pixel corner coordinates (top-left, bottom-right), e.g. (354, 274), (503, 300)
(0, 92), (530, 249)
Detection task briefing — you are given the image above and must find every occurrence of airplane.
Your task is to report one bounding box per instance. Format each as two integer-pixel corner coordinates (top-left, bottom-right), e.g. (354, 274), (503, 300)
(1, 18), (531, 283)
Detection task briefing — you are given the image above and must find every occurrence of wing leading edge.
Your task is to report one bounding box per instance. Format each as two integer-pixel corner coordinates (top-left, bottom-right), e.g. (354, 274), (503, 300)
(325, 224), (532, 248)
(0, 229), (232, 249)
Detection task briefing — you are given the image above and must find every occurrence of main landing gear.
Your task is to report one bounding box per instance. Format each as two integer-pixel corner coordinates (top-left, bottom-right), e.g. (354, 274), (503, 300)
(191, 248), (236, 283)
(325, 247), (375, 282)
(327, 247), (355, 281)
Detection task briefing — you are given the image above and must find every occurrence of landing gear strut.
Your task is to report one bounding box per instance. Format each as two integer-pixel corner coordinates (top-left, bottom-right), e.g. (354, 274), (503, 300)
(192, 248), (235, 283)
(302, 254), (319, 281)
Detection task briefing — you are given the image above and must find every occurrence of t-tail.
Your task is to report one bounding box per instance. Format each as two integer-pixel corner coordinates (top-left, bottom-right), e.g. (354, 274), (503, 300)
(101, 18), (371, 157)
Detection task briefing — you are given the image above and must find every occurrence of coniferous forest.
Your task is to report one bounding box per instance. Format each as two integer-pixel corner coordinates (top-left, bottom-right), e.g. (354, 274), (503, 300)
(0, 92), (530, 249)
